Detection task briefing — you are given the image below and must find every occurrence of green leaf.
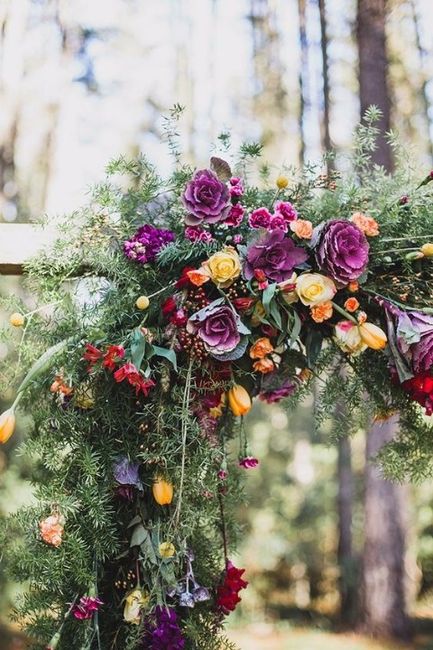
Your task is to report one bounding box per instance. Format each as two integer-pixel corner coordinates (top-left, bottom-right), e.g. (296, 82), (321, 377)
(130, 328), (146, 370)
(305, 330), (323, 367)
(150, 345), (178, 372)
(288, 310), (302, 348)
(262, 283), (277, 314)
(140, 535), (158, 565)
(130, 524), (147, 547)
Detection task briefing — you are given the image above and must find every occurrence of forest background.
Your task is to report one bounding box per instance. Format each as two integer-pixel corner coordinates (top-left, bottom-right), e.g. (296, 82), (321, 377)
(1, 1), (433, 649)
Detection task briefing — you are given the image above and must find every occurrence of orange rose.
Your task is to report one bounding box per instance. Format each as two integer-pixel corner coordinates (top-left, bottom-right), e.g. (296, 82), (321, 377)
(348, 281), (359, 293)
(249, 337), (274, 359)
(310, 301), (333, 323)
(39, 514), (65, 548)
(344, 297), (359, 313)
(350, 212), (379, 237)
(186, 268), (210, 287)
(290, 219), (313, 239)
(253, 357), (275, 374)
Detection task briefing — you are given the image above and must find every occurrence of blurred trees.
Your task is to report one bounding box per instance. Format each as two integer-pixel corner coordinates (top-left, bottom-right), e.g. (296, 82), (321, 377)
(1, 0), (433, 639)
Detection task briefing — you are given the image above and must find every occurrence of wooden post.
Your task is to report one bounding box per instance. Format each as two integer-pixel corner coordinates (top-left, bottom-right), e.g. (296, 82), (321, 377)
(0, 223), (57, 275)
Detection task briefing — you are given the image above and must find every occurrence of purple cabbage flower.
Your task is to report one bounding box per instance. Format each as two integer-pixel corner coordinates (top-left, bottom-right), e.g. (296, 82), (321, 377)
(124, 225), (175, 264)
(314, 219), (369, 285)
(187, 298), (250, 359)
(408, 311), (433, 373)
(243, 229), (308, 283)
(143, 607), (185, 650)
(259, 375), (298, 403)
(182, 169), (231, 226)
(113, 457), (143, 490)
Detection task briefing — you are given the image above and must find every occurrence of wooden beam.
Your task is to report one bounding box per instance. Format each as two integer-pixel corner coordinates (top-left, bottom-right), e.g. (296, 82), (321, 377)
(0, 223), (57, 275)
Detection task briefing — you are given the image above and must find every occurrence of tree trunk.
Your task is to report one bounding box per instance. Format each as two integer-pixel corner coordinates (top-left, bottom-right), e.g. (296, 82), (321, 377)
(410, 0), (433, 164)
(318, 0), (333, 172)
(297, 0), (308, 166)
(337, 435), (357, 626)
(357, 0), (393, 170)
(361, 415), (412, 639)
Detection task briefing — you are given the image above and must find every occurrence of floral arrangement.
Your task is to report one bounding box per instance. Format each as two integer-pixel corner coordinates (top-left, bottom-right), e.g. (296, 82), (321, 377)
(1, 111), (433, 649)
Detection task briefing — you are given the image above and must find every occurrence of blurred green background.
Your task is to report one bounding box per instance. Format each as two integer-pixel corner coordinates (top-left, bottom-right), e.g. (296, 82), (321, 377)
(1, 0), (433, 648)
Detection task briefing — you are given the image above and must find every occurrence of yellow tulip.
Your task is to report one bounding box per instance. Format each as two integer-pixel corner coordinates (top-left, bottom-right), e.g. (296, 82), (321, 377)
(227, 385), (252, 417)
(359, 322), (388, 350)
(10, 312), (24, 327)
(123, 588), (149, 624)
(152, 477), (174, 505)
(0, 409), (16, 444)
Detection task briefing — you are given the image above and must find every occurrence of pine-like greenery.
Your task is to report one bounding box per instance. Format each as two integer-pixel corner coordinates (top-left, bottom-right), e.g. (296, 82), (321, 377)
(1, 107), (432, 648)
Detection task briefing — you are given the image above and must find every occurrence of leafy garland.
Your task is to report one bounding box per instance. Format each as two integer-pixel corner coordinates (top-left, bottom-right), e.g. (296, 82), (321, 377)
(1, 109), (433, 649)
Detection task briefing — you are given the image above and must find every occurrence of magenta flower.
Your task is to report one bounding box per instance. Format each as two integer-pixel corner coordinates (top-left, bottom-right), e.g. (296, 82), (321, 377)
(123, 225), (175, 264)
(239, 456), (259, 469)
(243, 229), (308, 283)
(72, 596), (103, 620)
(259, 376), (298, 403)
(269, 214), (288, 232)
(184, 226), (214, 243)
(248, 208), (272, 229)
(182, 169), (231, 226)
(314, 219), (369, 285)
(274, 200), (298, 222)
(187, 299), (250, 359)
(224, 204), (245, 227)
(229, 177), (244, 197)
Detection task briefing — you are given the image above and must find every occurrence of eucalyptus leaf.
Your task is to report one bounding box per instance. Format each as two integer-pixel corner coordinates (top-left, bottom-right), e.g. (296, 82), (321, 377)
(151, 345), (178, 372)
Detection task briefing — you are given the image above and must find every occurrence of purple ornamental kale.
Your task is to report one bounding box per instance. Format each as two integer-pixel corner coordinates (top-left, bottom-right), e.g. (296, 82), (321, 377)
(243, 229), (308, 283)
(182, 169), (231, 226)
(314, 219), (369, 285)
(123, 225), (175, 264)
(113, 457), (143, 490)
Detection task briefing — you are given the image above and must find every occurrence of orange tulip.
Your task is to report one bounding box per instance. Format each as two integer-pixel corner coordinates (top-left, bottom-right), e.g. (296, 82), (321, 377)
(227, 385), (252, 416)
(359, 322), (387, 350)
(0, 409), (16, 444)
(152, 477), (174, 505)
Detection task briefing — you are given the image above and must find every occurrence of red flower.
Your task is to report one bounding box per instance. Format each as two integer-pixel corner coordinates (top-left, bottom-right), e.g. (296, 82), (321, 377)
(113, 362), (155, 397)
(171, 309), (188, 327)
(102, 345), (125, 371)
(176, 266), (196, 289)
(216, 561), (248, 615)
(402, 372), (433, 415)
(232, 297), (255, 312)
(162, 296), (177, 317)
(83, 343), (102, 366)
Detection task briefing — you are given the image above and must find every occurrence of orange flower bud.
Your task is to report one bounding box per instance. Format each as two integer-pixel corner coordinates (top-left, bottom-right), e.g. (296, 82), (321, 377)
(0, 409), (16, 444)
(253, 358), (275, 374)
(348, 281), (359, 293)
(344, 297), (360, 313)
(10, 312), (25, 327)
(358, 322), (387, 350)
(186, 268), (210, 287)
(152, 477), (174, 505)
(249, 337), (274, 359)
(227, 384), (252, 416)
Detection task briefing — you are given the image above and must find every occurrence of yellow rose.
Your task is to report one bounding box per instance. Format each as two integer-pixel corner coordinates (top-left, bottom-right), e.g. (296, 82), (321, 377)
(296, 273), (336, 306)
(123, 588), (149, 625)
(203, 247), (241, 288)
(159, 541), (176, 558)
(250, 301), (266, 326)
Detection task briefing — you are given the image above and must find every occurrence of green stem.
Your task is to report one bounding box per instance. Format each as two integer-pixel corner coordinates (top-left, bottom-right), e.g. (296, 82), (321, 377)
(331, 301), (358, 324)
(173, 358), (194, 527)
